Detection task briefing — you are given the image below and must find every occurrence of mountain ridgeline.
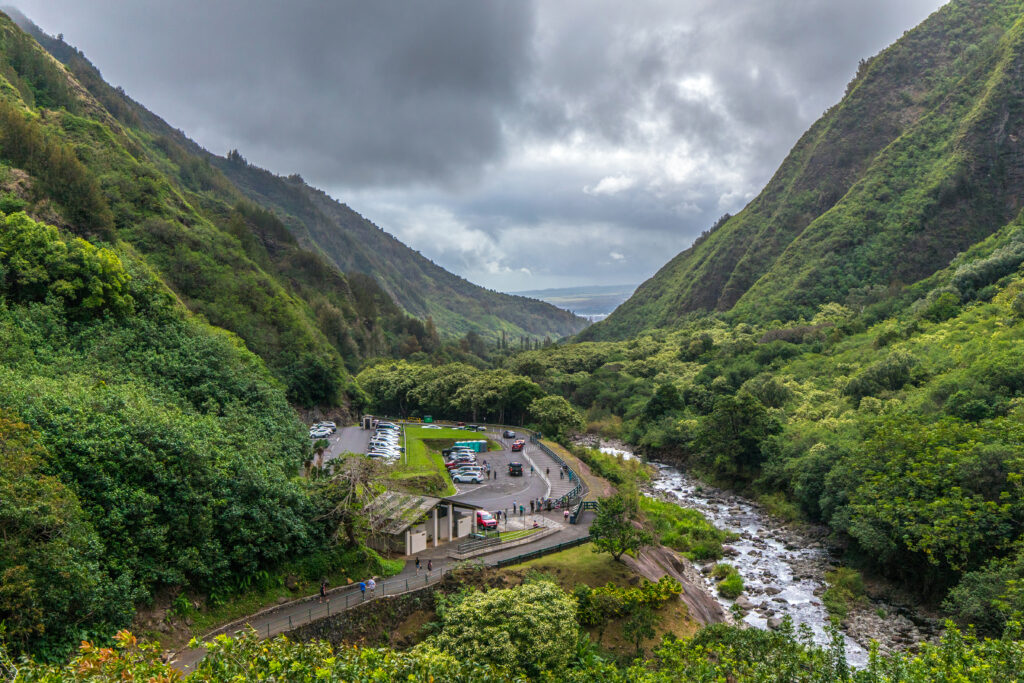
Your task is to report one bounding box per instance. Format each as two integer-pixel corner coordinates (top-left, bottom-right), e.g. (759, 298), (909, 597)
(586, 0), (1024, 339)
(12, 8), (586, 346)
(2, 8), (584, 409)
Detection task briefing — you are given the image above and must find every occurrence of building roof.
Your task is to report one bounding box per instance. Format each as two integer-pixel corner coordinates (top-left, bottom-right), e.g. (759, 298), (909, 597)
(365, 491), (485, 536)
(365, 491), (442, 535)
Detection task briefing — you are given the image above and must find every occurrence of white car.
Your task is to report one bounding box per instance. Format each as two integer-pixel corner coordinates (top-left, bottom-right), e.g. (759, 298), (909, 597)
(423, 424), (442, 429)
(309, 428), (331, 439)
(451, 472), (483, 484)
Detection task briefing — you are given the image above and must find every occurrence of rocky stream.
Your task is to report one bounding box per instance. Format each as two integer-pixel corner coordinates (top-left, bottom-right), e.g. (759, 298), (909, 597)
(586, 439), (940, 667)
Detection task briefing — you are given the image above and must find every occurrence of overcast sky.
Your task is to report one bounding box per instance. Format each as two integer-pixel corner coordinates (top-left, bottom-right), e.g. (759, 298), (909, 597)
(11, 0), (946, 293)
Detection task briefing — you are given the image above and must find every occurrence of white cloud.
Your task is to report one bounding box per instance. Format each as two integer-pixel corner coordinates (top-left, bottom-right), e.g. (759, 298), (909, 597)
(610, 251), (625, 261)
(585, 174), (637, 196)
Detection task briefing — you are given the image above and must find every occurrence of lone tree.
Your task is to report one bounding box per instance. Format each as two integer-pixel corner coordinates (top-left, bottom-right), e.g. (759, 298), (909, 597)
(590, 493), (652, 561)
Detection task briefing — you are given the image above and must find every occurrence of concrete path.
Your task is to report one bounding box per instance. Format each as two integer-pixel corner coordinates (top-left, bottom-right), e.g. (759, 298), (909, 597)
(171, 505), (593, 672)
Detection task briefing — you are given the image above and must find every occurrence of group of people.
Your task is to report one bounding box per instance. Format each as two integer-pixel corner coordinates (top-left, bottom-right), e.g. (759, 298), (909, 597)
(317, 574), (393, 604)
(506, 496), (563, 518)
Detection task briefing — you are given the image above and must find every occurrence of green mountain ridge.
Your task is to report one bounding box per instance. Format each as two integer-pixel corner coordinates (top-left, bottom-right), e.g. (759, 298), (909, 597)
(6, 7), (586, 345)
(585, 0), (1024, 339)
(0, 8), (583, 412)
(210, 156), (588, 341)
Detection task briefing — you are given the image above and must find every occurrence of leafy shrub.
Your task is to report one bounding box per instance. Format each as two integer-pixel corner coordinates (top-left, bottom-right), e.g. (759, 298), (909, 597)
(842, 351), (917, 401)
(640, 496), (731, 560)
(952, 237), (1024, 295)
(718, 571), (744, 599)
(822, 567), (865, 620)
(0, 212), (133, 317)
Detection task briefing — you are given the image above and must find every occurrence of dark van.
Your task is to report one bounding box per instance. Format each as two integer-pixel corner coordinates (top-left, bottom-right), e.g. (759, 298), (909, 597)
(508, 462), (523, 476)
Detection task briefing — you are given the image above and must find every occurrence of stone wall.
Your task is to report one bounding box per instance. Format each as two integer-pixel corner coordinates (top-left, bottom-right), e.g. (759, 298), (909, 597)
(285, 584), (438, 648)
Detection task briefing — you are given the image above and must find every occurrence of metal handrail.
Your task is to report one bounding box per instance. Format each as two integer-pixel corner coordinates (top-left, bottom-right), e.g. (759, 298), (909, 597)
(457, 535), (501, 553)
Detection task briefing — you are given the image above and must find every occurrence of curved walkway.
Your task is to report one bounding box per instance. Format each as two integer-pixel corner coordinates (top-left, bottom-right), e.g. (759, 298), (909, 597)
(171, 505), (593, 672)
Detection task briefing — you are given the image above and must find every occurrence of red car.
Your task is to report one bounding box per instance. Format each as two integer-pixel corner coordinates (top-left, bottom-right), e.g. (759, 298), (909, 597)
(511, 439), (525, 451)
(476, 510), (497, 530)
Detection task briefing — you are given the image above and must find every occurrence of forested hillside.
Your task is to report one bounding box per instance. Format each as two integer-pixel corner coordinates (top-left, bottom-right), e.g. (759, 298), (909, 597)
(585, 0), (1024, 339)
(0, 11), (414, 658)
(10, 10), (586, 345)
(0, 9), (444, 408)
(212, 158), (589, 342)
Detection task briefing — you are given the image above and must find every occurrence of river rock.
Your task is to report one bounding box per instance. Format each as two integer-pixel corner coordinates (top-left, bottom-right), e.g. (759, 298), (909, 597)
(285, 574), (299, 591)
(722, 545), (739, 556)
(767, 617), (784, 630)
(277, 596), (288, 605)
(734, 596), (754, 610)
(764, 586), (782, 595)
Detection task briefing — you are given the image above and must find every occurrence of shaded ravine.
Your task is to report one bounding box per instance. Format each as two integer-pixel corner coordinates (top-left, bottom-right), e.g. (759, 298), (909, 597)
(596, 445), (936, 667)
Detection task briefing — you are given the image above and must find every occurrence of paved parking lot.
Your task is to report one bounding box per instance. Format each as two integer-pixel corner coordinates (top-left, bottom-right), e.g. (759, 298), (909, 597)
(318, 425), (578, 511)
(315, 426), (370, 466)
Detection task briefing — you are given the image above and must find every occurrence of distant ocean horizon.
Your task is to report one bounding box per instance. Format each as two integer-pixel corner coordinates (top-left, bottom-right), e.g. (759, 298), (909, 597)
(509, 284), (637, 320)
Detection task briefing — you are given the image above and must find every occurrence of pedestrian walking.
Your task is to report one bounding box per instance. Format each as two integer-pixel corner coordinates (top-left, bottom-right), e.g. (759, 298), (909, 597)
(428, 559), (433, 572)
(319, 579), (328, 604)
(546, 467), (549, 477)
(564, 508), (570, 521)
(520, 504), (525, 516)
(513, 499), (517, 513)
(530, 465), (535, 476)
(415, 557), (421, 574)
(560, 469), (564, 480)
(359, 581), (366, 598)
(367, 577), (376, 595)
(530, 500), (535, 513)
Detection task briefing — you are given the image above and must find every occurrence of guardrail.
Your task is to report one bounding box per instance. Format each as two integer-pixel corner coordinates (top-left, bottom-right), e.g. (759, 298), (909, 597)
(491, 534), (592, 568)
(230, 568), (449, 641)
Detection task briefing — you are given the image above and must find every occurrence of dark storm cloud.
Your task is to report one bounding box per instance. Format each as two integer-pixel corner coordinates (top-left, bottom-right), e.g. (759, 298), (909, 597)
(11, 0), (533, 186)
(9, 0), (946, 290)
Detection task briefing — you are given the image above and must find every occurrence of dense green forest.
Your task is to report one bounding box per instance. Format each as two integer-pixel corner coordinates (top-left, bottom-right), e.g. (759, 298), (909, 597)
(0, 210), (400, 658)
(6, 0), (1024, 678)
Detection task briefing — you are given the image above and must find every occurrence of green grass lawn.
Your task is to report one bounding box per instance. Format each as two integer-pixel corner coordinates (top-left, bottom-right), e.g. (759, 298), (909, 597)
(499, 528), (543, 542)
(389, 427), (503, 497)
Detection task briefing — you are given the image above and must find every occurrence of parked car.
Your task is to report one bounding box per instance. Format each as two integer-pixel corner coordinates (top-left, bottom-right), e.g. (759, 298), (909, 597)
(511, 439), (525, 451)
(309, 427), (331, 439)
(316, 421), (337, 433)
(452, 472), (483, 484)
(503, 430), (516, 438)
(446, 459), (476, 470)
(423, 424), (442, 429)
(508, 462), (523, 476)
(476, 510), (498, 529)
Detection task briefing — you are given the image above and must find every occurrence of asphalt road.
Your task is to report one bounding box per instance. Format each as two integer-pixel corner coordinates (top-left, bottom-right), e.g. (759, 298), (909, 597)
(448, 429), (571, 514)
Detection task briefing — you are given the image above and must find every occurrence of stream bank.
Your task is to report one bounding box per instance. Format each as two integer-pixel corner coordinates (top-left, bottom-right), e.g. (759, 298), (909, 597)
(576, 437), (940, 666)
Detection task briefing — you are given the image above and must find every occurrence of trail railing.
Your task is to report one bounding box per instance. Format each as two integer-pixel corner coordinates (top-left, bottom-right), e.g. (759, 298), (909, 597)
(217, 533), (593, 642)
(528, 433), (588, 509)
